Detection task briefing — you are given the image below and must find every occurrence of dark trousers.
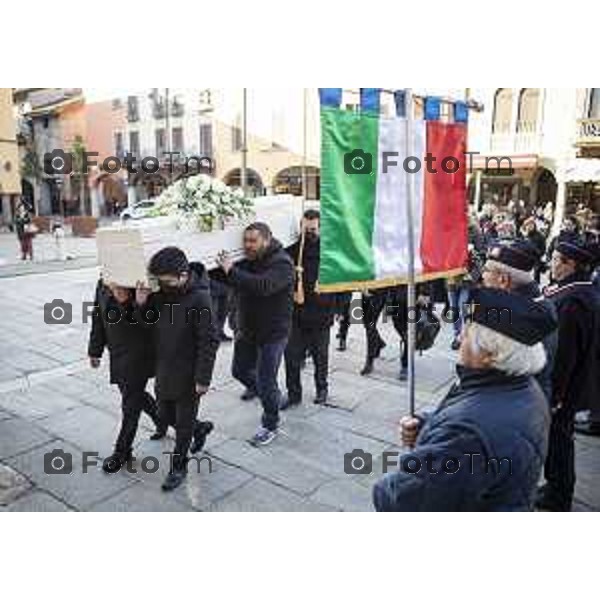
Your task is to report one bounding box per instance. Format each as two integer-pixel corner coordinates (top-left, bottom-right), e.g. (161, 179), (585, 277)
(211, 291), (231, 337)
(232, 336), (287, 431)
(337, 295), (352, 342)
(362, 293), (387, 359)
(363, 293), (408, 368)
(115, 380), (159, 456)
(544, 405), (576, 510)
(19, 234), (33, 260)
(158, 394), (200, 471)
(285, 325), (330, 401)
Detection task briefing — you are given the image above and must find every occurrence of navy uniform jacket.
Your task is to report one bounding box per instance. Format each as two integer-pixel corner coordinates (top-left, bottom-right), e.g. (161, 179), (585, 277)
(373, 367), (550, 512)
(545, 274), (600, 411)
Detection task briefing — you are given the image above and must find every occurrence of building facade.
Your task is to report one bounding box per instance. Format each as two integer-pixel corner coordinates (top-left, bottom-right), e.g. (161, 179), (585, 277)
(468, 88), (600, 233)
(0, 88), (21, 226)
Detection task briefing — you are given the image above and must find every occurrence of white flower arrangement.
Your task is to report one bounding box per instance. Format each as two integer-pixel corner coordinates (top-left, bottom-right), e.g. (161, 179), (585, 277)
(151, 174), (255, 231)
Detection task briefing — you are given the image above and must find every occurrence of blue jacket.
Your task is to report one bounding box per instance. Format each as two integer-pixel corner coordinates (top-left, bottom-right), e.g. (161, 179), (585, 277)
(373, 367), (550, 512)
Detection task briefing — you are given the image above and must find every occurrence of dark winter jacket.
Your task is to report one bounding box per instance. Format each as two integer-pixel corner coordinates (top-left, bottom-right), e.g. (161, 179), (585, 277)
(88, 281), (155, 386)
(287, 237), (335, 330)
(373, 367), (550, 512)
(14, 212), (32, 239)
(137, 262), (220, 398)
(545, 273), (600, 411)
(227, 239), (294, 344)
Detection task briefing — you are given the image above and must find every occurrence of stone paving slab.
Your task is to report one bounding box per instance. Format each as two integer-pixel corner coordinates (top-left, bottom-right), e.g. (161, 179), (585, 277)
(309, 478), (375, 512)
(0, 386), (82, 421)
(5, 440), (136, 511)
(206, 477), (336, 512)
(36, 405), (121, 459)
(209, 438), (333, 497)
(1, 490), (73, 512)
(0, 463), (32, 506)
(0, 416), (57, 461)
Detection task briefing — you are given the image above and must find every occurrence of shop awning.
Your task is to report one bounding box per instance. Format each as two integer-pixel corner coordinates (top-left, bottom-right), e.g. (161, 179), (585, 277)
(564, 159), (600, 183)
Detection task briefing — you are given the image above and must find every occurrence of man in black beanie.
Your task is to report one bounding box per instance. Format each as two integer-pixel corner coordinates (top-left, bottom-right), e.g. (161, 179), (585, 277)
(536, 240), (600, 511)
(136, 247), (220, 491)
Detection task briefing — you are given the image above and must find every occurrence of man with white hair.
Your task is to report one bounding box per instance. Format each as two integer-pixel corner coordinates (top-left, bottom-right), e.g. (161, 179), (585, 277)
(372, 288), (557, 512)
(482, 240), (557, 401)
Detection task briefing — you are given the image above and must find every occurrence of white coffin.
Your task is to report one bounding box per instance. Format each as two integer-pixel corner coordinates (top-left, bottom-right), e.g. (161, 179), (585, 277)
(97, 195), (304, 287)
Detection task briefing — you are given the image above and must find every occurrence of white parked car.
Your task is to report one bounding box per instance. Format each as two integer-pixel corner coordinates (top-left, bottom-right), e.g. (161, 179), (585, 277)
(120, 199), (158, 222)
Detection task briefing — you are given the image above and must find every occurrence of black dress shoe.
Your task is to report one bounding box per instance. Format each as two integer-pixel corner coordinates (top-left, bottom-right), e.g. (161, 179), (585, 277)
(360, 358), (374, 376)
(102, 450), (133, 474)
(314, 391), (328, 405)
(398, 367), (408, 382)
(162, 469), (187, 492)
(190, 421), (214, 454)
(337, 338), (347, 352)
(451, 338), (461, 351)
(280, 395), (302, 411)
(575, 421), (600, 437)
(241, 389), (258, 401)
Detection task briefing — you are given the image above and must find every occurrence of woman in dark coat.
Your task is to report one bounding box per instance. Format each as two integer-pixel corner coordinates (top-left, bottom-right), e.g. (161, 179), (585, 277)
(14, 202), (35, 261)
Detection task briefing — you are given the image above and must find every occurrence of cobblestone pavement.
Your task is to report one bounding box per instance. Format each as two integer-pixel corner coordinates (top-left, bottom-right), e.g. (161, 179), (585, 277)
(0, 264), (598, 511)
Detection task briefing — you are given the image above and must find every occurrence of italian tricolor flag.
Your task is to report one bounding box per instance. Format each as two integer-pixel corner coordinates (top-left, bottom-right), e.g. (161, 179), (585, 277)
(319, 107), (469, 292)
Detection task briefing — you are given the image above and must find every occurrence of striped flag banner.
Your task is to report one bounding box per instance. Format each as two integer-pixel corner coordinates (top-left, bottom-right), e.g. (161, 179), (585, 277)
(318, 97), (469, 292)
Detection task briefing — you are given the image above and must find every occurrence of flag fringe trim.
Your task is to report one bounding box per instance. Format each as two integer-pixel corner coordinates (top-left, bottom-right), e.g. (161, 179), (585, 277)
(316, 268), (467, 294)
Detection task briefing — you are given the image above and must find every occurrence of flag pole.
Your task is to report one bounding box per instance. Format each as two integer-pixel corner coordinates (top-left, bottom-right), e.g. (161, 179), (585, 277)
(404, 88), (417, 418)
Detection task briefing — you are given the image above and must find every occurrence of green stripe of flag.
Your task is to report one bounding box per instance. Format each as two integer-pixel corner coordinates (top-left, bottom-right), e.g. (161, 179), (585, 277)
(319, 108), (379, 286)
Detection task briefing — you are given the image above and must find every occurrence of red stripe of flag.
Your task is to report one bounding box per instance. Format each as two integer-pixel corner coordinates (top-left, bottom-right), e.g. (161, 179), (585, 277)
(420, 121), (469, 275)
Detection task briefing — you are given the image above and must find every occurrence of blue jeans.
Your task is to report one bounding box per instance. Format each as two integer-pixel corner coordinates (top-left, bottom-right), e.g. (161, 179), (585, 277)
(447, 286), (470, 338)
(232, 336), (287, 431)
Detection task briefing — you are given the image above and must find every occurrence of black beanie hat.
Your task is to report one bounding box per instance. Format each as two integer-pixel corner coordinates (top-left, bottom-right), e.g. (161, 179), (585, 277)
(148, 246), (189, 276)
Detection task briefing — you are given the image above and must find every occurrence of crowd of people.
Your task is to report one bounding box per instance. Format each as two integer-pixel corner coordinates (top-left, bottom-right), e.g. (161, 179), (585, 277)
(87, 202), (600, 510)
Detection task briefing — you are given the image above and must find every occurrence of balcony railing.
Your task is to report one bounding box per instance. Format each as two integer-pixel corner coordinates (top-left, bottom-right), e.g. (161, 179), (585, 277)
(490, 122), (542, 155)
(576, 118), (600, 147)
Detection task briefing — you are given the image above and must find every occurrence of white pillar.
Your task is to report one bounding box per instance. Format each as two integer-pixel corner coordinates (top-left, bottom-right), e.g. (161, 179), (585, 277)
(127, 184), (137, 207)
(90, 186), (101, 218)
(552, 174), (567, 238)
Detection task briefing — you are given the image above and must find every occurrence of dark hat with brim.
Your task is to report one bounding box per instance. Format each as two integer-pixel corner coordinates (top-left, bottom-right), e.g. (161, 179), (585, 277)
(556, 241), (596, 265)
(466, 288), (557, 346)
(487, 240), (541, 273)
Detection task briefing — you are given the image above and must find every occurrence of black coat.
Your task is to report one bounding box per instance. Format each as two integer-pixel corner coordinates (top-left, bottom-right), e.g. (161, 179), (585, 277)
(139, 263), (220, 399)
(287, 237), (335, 330)
(88, 281), (155, 386)
(227, 239), (294, 344)
(546, 274), (600, 411)
(526, 229), (547, 258)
